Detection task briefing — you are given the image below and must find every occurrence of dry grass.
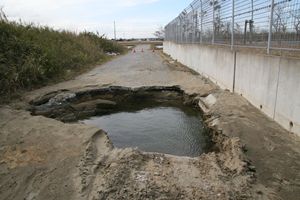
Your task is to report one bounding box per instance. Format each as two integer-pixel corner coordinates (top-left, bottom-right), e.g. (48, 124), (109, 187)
(0, 15), (126, 100)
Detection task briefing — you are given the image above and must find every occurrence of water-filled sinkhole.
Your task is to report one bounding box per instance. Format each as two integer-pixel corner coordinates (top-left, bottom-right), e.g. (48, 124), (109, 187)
(80, 104), (210, 157)
(30, 86), (213, 157)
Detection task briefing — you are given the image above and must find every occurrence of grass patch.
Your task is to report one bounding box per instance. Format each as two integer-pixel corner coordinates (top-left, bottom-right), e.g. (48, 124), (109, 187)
(0, 12), (126, 102)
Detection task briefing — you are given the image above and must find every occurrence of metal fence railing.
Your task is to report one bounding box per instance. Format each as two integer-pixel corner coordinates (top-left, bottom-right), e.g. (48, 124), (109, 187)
(165, 0), (300, 53)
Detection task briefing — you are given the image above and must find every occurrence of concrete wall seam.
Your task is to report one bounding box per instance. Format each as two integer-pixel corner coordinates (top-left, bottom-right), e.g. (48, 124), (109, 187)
(273, 57), (281, 120)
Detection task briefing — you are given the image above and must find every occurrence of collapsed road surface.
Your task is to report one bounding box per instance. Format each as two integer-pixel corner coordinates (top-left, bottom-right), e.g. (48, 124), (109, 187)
(1, 45), (300, 200)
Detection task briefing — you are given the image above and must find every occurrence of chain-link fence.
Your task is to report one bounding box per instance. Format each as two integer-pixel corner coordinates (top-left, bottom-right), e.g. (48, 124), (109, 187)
(165, 0), (300, 53)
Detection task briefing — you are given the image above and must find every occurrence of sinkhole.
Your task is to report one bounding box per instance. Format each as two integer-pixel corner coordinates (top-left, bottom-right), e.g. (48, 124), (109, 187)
(80, 103), (209, 157)
(30, 86), (213, 157)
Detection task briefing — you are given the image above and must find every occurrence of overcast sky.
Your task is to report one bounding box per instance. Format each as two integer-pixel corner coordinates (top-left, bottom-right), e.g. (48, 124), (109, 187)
(0, 0), (188, 39)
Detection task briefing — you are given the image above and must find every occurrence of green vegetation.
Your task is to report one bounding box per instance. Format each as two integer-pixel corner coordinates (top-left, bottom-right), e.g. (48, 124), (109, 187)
(0, 11), (125, 99)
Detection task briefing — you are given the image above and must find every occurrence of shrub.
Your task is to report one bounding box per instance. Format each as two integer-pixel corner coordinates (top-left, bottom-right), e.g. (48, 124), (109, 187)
(0, 15), (125, 98)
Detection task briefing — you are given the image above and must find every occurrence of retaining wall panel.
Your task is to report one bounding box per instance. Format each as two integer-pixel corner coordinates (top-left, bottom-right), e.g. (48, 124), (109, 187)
(235, 53), (280, 119)
(275, 58), (300, 134)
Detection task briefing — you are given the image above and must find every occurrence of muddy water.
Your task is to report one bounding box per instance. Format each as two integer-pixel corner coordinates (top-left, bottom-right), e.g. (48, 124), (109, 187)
(81, 105), (211, 157)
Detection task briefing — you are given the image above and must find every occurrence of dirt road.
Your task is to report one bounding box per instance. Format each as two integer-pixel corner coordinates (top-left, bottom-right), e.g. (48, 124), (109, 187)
(1, 45), (300, 200)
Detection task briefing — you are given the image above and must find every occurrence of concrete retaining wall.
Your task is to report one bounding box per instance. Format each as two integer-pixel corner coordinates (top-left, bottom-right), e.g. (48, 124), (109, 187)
(163, 41), (300, 136)
(164, 42), (235, 91)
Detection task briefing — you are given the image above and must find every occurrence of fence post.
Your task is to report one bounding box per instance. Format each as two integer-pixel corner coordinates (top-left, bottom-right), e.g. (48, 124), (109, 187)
(250, 0), (254, 44)
(200, 0), (203, 44)
(212, 0), (215, 45)
(181, 19), (183, 43)
(175, 25), (177, 42)
(180, 18), (182, 43)
(178, 20), (181, 43)
(192, 6), (195, 43)
(231, 0), (235, 50)
(177, 22), (179, 43)
(267, 0), (275, 54)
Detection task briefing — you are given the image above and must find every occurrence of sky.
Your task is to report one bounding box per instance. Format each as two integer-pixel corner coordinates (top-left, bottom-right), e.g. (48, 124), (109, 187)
(0, 0), (189, 39)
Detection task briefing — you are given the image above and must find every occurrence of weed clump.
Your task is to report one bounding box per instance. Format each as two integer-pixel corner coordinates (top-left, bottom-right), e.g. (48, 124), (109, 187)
(0, 10), (125, 99)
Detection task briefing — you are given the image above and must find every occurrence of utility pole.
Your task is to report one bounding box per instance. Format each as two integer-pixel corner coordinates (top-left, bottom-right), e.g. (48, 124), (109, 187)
(114, 21), (117, 40)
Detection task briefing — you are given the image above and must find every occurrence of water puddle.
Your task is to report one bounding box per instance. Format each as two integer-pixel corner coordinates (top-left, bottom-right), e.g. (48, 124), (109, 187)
(80, 105), (210, 157)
